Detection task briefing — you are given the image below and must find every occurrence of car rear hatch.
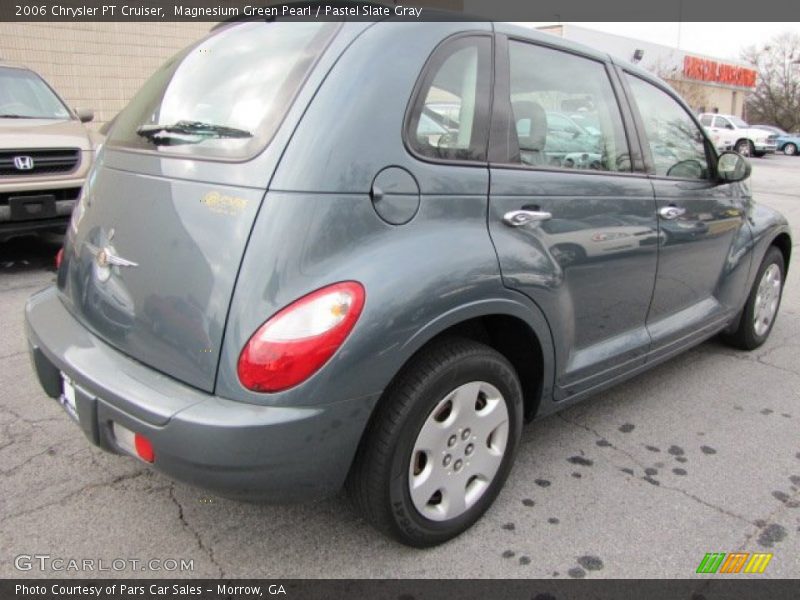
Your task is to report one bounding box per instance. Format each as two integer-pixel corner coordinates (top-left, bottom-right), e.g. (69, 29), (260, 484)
(56, 20), (350, 393)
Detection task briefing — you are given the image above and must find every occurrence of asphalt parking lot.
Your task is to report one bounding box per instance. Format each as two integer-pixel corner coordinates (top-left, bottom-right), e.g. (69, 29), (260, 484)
(0, 156), (798, 580)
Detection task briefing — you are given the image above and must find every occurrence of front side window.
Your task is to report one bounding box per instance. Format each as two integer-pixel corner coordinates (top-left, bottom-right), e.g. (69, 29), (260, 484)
(406, 36), (492, 162)
(714, 116), (733, 129)
(0, 68), (71, 119)
(625, 74), (710, 180)
(505, 41), (631, 172)
(107, 21), (339, 159)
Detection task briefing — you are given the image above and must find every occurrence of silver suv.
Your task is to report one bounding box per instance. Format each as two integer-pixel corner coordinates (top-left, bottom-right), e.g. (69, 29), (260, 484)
(0, 62), (101, 242)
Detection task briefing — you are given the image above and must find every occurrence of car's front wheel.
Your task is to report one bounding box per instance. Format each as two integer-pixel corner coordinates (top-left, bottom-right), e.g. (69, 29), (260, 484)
(347, 337), (523, 547)
(735, 139), (754, 157)
(783, 143), (797, 156)
(722, 246), (785, 350)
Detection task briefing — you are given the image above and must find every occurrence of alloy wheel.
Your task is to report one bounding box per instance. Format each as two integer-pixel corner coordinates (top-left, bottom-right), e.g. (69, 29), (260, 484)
(753, 263), (782, 337)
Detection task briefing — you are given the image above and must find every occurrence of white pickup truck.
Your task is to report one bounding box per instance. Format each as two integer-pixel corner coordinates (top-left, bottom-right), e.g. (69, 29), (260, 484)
(699, 113), (778, 157)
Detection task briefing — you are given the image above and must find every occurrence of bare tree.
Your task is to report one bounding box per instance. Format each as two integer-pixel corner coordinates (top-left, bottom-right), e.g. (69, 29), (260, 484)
(650, 59), (710, 112)
(742, 32), (800, 132)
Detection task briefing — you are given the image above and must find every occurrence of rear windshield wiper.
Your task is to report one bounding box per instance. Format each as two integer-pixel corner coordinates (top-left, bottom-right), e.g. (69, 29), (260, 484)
(136, 120), (253, 144)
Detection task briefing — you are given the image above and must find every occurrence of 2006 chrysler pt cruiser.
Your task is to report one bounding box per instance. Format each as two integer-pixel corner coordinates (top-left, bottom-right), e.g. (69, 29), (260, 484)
(26, 17), (791, 546)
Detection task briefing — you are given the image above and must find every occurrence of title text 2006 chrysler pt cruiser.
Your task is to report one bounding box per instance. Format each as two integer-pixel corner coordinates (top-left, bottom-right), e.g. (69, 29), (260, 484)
(26, 18), (791, 546)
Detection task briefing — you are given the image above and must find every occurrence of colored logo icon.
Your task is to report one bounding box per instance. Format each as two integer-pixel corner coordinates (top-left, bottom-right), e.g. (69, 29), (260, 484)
(696, 552), (773, 574)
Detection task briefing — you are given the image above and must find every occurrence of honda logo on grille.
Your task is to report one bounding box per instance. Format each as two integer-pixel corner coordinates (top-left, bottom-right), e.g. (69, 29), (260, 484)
(13, 156), (34, 171)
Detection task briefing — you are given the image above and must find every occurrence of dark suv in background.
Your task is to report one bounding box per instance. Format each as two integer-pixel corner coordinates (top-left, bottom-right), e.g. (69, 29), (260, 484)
(0, 62), (100, 242)
(26, 19), (790, 547)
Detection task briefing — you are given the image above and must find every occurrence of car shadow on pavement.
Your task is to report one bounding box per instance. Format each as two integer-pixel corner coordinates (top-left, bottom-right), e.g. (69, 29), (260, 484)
(0, 233), (62, 274)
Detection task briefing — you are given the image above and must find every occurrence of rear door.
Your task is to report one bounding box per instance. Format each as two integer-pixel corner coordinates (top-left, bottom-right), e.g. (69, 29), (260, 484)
(619, 71), (751, 360)
(487, 33), (659, 400)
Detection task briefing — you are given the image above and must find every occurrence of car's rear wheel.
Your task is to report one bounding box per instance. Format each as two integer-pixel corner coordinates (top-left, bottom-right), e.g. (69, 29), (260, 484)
(722, 246), (785, 350)
(347, 337), (523, 547)
(783, 143), (797, 156)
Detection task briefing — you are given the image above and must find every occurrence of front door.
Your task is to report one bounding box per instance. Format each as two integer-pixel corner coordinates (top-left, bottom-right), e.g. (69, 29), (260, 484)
(487, 34), (659, 400)
(621, 72), (752, 360)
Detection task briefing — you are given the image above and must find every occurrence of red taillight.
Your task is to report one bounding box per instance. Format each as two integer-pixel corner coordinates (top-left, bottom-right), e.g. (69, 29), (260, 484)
(134, 433), (155, 463)
(237, 281), (365, 393)
(55, 248), (64, 269)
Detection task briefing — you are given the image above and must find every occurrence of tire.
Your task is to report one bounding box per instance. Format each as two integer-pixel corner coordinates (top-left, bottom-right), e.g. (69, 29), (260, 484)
(783, 143), (797, 156)
(551, 243), (586, 267)
(721, 246), (785, 350)
(753, 151), (766, 158)
(347, 337), (524, 547)
(735, 139), (754, 157)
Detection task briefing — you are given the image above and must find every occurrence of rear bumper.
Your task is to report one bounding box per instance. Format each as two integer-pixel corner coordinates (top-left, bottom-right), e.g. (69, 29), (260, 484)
(25, 286), (375, 502)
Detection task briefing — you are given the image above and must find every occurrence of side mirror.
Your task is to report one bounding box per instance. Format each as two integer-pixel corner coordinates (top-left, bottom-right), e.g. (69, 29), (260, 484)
(75, 108), (94, 123)
(717, 151), (751, 184)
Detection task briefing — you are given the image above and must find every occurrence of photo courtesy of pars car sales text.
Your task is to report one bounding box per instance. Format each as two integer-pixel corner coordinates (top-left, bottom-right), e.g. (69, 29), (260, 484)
(15, 584), (284, 596)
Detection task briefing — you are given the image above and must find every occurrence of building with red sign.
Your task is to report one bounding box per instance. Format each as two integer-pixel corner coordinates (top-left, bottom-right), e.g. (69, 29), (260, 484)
(539, 24), (756, 118)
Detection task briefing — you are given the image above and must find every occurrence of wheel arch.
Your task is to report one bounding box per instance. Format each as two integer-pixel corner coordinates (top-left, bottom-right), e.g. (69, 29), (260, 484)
(349, 297), (556, 475)
(396, 299), (554, 422)
(772, 231), (792, 273)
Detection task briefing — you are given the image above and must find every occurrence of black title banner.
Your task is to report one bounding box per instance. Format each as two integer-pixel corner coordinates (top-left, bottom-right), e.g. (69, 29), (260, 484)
(2, 579), (800, 600)
(0, 0), (798, 22)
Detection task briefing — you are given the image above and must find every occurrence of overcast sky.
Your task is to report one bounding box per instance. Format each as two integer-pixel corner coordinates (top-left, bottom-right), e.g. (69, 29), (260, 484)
(523, 22), (800, 61)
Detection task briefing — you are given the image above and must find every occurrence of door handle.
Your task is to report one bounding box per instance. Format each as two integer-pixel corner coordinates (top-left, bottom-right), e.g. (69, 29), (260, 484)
(659, 205), (686, 220)
(503, 209), (552, 227)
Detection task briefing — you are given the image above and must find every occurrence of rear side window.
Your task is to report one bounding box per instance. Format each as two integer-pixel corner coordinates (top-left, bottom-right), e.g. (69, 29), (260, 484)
(504, 41), (631, 172)
(107, 21), (339, 160)
(625, 74), (710, 180)
(699, 115), (712, 126)
(406, 35), (492, 162)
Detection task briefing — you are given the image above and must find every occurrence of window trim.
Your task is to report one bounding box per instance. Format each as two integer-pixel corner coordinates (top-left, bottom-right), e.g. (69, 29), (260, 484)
(487, 34), (639, 176)
(402, 32), (494, 167)
(619, 69), (719, 183)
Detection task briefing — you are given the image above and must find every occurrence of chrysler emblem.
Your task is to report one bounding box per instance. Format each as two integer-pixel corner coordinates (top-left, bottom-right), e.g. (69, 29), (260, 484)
(13, 155), (34, 170)
(85, 241), (138, 282)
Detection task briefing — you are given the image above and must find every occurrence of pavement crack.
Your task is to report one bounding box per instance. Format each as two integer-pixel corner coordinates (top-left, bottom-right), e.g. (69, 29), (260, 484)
(692, 345), (799, 378)
(735, 486), (800, 551)
(1, 445), (59, 476)
(168, 483), (225, 578)
(0, 470), (148, 523)
(557, 413), (754, 526)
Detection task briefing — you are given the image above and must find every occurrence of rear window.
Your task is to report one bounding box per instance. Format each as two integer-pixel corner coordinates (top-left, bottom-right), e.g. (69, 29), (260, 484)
(107, 21), (339, 160)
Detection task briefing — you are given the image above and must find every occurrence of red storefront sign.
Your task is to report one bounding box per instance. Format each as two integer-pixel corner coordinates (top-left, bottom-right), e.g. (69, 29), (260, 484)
(683, 55), (757, 88)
